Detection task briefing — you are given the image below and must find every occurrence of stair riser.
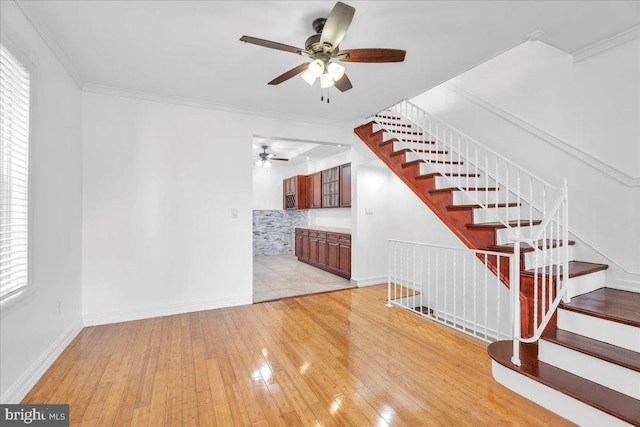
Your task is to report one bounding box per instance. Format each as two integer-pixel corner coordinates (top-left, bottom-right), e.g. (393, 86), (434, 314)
(492, 361), (635, 427)
(472, 206), (541, 225)
(404, 150), (452, 163)
(434, 175), (494, 189)
(539, 340), (640, 399)
(566, 270), (606, 298)
(522, 246), (575, 270)
(452, 190), (507, 205)
(557, 308), (640, 352)
(495, 225), (543, 244)
(373, 123), (418, 133)
(419, 161), (478, 177)
(383, 131), (432, 144)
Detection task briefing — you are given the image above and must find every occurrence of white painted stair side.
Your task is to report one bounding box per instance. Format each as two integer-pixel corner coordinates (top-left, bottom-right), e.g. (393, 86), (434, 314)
(538, 338), (640, 399)
(557, 308), (640, 353)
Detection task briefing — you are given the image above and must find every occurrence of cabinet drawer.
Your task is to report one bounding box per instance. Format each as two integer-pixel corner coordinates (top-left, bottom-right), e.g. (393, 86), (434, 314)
(309, 231), (318, 238)
(327, 232), (339, 242)
(338, 234), (351, 244)
(317, 231), (326, 239)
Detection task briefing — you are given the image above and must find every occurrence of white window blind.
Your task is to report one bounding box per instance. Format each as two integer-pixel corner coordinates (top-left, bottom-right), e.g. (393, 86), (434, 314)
(0, 44), (30, 302)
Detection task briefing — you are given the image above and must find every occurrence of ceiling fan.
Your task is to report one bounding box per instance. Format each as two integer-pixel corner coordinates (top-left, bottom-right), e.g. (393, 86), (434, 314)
(255, 146), (288, 168)
(240, 1), (406, 100)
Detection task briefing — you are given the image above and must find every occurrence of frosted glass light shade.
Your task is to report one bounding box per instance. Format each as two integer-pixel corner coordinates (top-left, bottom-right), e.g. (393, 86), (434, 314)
(308, 59), (325, 78)
(301, 70), (316, 86)
(320, 73), (335, 88)
(327, 62), (345, 81)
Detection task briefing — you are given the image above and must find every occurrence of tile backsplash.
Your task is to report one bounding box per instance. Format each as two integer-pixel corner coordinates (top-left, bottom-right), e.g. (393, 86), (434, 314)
(253, 210), (310, 256)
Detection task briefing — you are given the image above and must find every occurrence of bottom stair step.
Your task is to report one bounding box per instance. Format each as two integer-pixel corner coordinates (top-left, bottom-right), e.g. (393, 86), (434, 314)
(488, 340), (640, 426)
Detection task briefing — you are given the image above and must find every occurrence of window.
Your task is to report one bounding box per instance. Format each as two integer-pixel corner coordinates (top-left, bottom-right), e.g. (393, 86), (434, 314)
(0, 44), (30, 303)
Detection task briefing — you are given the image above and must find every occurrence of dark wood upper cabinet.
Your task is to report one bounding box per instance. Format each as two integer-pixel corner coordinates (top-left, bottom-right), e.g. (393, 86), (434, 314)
(306, 172), (322, 209)
(339, 163), (351, 207)
(322, 166), (340, 208)
(283, 175), (306, 210)
(284, 162), (350, 210)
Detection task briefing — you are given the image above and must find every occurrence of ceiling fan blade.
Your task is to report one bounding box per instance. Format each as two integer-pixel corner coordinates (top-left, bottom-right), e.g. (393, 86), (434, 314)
(240, 36), (303, 55)
(320, 2), (355, 53)
(271, 158), (289, 162)
(334, 74), (352, 92)
(339, 48), (406, 63)
(268, 63), (310, 85)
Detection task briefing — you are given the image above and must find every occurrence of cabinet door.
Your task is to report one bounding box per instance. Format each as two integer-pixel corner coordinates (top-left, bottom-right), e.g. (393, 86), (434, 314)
(302, 235), (310, 261)
(339, 163), (351, 207)
(295, 232), (303, 258)
(339, 243), (351, 277)
(322, 167), (340, 208)
(309, 235), (318, 264)
(327, 241), (339, 271)
(318, 237), (327, 267)
(305, 172), (321, 209)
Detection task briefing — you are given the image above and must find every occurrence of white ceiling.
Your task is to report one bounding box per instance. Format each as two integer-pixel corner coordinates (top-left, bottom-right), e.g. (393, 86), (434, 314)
(16, 1), (640, 127)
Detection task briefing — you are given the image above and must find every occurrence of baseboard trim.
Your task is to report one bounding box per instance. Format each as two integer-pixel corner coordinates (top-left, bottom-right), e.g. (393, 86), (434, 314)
(351, 276), (387, 287)
(82, 295), (252, 326)
(1, 321), (84, 404)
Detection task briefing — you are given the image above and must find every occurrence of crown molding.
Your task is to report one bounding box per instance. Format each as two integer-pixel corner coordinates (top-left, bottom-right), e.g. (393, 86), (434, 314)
(82, 83), (354, 129)
(14, 0), (83, 89)
(444, 83), (640, 187)
(571, 25), (640, 63)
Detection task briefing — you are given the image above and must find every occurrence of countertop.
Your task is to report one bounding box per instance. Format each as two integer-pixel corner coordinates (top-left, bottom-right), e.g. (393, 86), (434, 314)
(295, 226), (351, 234)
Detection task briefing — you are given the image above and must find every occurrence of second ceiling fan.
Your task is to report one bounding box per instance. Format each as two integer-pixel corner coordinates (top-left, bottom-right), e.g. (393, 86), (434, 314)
(240, 1), (406, 98)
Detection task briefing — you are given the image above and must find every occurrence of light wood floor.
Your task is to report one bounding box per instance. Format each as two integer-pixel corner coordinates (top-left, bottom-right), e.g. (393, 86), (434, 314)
(23, 285), (574, 426)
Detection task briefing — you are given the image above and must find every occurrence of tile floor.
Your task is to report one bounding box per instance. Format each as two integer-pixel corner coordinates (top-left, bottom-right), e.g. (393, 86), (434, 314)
(253, 254), (354, 303)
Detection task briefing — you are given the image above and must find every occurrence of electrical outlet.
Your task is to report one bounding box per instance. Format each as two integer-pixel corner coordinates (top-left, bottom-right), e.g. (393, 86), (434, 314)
(365, 208), (374, 215)
(56, 301), (62, 316)
(231, 208), (238, 219)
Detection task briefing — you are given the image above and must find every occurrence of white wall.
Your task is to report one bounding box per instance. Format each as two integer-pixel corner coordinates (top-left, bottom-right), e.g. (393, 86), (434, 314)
(411, 40), (640, 291)
(82, 92), (352, 325)
(351, 148), (463, 287)
(0, 1), (83, 403)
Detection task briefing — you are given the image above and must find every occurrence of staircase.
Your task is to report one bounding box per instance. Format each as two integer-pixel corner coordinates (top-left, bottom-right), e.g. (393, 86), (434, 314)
(354, 101), (640, 426)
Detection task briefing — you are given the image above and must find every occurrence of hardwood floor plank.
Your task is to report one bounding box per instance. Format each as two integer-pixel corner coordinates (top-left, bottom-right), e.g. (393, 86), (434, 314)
(22, 285), (573, 426)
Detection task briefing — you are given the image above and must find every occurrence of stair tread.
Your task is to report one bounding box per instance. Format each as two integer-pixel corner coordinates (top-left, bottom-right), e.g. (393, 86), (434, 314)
(375, 114), (401, 121)
(524, 260), (608, 279)
(430, 186), (499, 193)
(447, 202), (520, 211)
(560, 287), (640, 327)
(465, 220), (542, 229)
(391, 148), (448, 156)
(416, 171), (481, 178)
(376, 121), (412, 127)
(542, 329), (640, 372)
(488, 340), (640, 425)
(488, 239), (576, 254)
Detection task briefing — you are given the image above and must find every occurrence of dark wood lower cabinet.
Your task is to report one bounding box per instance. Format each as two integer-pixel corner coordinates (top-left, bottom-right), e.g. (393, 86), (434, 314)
(295, 228), (350, 279)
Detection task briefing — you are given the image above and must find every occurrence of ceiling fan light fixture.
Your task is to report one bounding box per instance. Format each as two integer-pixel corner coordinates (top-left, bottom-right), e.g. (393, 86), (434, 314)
(256, 158), (272, 168)
(327, 62), (345, 81)
(308, 59), (325, 78)
(301, 70), (317, 86)
(320, 73), (335, 88)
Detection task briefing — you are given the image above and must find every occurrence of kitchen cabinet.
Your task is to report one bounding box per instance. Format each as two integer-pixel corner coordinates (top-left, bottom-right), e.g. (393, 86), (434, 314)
(284, 162), (350, 210)
(339, 163), (351, 207)
(295, 227), (350, 279)
(306, 172), (322, 209)
(322, 166), (340, 208)
(283, 175), (306, 210)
